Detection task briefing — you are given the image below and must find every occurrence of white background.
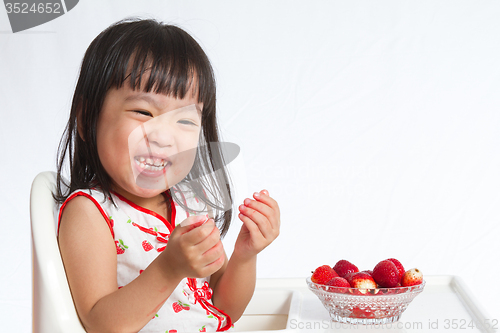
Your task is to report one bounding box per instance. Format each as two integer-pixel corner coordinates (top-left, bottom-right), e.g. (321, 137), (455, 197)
(1, 1), (499, 332)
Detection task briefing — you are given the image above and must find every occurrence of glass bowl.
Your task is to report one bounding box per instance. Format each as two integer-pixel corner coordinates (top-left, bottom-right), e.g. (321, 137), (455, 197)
(306, 277), (425, 325)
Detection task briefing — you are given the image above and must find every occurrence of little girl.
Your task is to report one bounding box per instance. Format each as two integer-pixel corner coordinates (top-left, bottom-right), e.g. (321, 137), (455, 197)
(55, 18), (280, 333)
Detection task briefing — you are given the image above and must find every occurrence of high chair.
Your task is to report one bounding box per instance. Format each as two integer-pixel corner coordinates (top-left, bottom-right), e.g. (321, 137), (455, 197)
(30, 171), (86, 333)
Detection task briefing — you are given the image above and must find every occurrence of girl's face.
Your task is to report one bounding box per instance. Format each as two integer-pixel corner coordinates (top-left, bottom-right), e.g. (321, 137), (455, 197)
(96, 83), (203, 202)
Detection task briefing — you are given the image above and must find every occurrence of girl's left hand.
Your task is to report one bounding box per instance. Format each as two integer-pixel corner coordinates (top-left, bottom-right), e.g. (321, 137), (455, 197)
(235, 190), (280, 261)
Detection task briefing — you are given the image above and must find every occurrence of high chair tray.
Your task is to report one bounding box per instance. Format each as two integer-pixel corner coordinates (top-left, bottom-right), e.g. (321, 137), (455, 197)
(235, 276), (496, 333)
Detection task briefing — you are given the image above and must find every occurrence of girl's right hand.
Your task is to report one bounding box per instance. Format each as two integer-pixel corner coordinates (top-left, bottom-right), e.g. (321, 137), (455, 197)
(161, 215), (225, 280)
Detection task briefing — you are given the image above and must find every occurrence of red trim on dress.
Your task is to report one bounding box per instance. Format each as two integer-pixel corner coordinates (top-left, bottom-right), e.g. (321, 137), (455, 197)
(111, 190), (175, 233)
(57, 191), (115, 239)
(186, 278), (233, 331)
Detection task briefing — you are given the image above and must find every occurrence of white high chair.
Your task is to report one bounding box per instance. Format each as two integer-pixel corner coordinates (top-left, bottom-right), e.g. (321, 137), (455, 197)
(30, 171), (86, 333)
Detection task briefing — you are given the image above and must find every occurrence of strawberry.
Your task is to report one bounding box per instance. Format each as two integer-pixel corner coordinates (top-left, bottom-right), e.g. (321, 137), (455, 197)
(372, 260), (400, 287)
(311, 265), (338, 285)
(325, 277), (350, 288)
(401, 268), (423, 287)
(333, 260), (359, 278)
(350, 272), (377, 290)
(351, 306), (375, 318)
(172, 301), (190, 313)
(343, 272), (356, 285)
(142, 240), (153, 252)
(387, 258), (405, 280)
(172, 301), (185, 313)
(115, 239), (128, 254)
(361, 270), (373, 276)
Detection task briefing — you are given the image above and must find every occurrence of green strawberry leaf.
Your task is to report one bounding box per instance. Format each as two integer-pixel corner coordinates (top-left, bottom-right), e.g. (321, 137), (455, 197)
(127, 218), (132, 223)
(119, 239), (128, 249)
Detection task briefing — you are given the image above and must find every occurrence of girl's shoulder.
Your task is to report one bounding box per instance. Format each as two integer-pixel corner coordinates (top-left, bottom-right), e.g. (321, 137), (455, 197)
(57, 187), (115, 237)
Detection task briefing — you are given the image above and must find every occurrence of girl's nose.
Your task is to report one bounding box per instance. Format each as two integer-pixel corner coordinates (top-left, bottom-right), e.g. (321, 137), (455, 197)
(146, 128), (174, 148)
(142, 117), (175, 148)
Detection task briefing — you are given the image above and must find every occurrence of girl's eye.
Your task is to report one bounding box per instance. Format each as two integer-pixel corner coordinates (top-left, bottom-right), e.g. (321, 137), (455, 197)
(134, 110), (153, 117)
(178, 120), (197, 126)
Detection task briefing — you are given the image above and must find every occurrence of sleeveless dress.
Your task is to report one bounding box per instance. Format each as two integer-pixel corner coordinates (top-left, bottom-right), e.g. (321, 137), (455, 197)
(57, 184), (232, 332)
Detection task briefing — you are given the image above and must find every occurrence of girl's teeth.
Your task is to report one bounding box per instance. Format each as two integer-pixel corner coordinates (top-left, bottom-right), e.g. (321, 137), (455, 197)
(135, 157), (169, 171)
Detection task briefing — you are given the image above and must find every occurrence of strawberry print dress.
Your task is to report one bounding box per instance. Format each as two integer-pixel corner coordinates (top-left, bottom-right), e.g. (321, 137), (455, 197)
(58, 184), (232, 332)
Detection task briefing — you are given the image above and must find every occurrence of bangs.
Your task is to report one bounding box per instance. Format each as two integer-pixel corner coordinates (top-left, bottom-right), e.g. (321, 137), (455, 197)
(103, 21), (214, 106)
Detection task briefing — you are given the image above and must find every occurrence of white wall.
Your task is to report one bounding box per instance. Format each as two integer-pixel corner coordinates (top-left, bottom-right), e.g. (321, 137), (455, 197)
(1, 1), (499, 331)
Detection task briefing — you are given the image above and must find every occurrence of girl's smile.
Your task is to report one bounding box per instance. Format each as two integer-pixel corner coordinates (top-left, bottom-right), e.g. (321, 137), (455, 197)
(133, 155), (171, 174)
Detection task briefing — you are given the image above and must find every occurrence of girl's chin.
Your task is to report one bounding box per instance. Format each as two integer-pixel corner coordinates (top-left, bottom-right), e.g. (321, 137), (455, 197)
(134, 174), (170, 191)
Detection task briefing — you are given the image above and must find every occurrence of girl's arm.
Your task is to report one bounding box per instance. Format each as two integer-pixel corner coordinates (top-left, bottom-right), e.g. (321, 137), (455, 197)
(58, 196), (224, 333)
(211, 190), (280, 322)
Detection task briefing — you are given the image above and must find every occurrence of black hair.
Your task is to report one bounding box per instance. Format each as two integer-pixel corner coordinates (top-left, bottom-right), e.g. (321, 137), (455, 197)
(55, 18), (233, 236)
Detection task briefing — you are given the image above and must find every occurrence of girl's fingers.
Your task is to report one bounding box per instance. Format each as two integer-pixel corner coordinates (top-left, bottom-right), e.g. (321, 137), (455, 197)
(243, 194), (280, 229)
(238, 212), (264, 240)
(246, 197), (273, 216)
(253, 192), (280, 222)
(195, 224), (222, 254)
(238, 204), (274, 239)
(253, 191), (278, 210)
(200, 240), (224, 265)
(182, 219), (217, 245)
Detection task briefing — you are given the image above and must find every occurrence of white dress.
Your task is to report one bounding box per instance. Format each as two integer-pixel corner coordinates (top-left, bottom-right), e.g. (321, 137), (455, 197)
(58, 184), (232, 332)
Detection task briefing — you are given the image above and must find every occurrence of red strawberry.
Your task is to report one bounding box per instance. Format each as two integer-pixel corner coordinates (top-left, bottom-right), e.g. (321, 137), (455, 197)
(372, 260), (400, 287)
(343, 272), (356, 285)
(387, 258), (405, 280)
(333, 260), (359, 278)
(361, 270), (373, 276)
(311, 265), (338, 285)
(142, 240), (153, 252)
(172, 301), (184, 313)
(401, 268), (423, 286)
(115, 239), (128, 254)
(325, 277), (350, 288)
(350, 272), (377, 290)
(351, 306), (375, 318)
